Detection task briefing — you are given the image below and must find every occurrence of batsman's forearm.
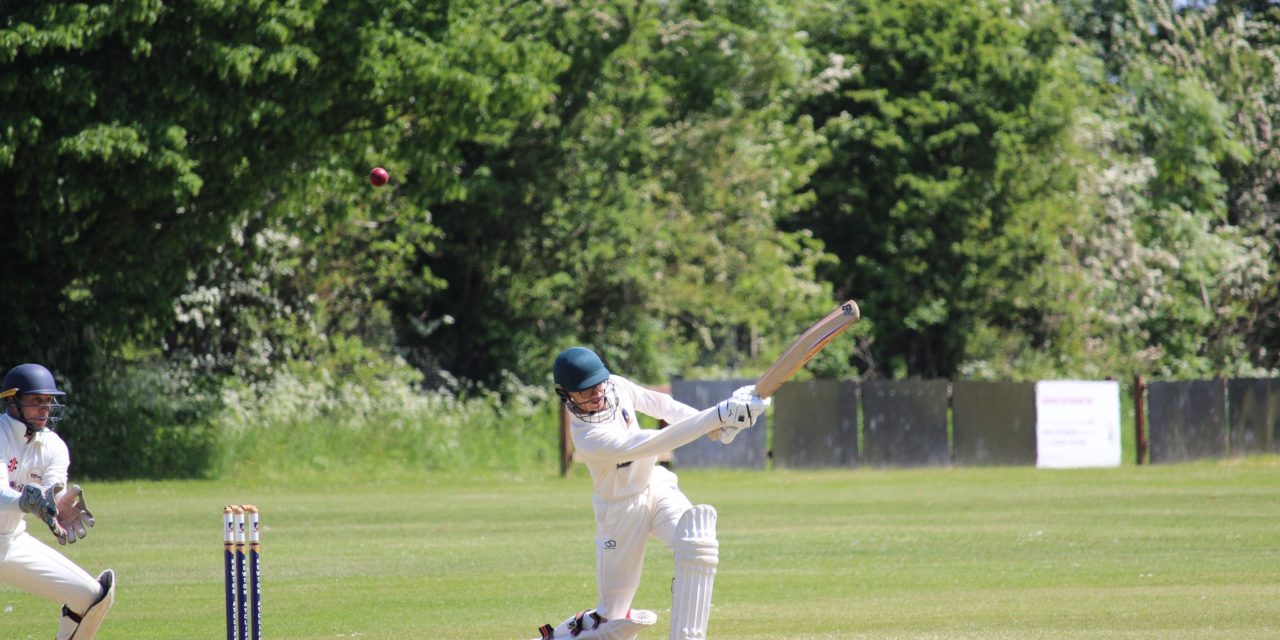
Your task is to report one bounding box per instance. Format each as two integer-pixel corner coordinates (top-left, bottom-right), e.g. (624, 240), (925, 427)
(632, 386), (700, 425)
(575, 405), (725, 463)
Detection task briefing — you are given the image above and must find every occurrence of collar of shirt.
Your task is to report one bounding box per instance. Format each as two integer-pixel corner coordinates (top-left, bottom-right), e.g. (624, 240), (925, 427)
(1, 413), (22, 438)
(1, 413), (46, 445)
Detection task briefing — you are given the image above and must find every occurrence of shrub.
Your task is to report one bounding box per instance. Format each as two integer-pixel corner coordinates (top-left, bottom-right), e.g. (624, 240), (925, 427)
(216, 360), (561, 480)
(60, 362), (222, 480)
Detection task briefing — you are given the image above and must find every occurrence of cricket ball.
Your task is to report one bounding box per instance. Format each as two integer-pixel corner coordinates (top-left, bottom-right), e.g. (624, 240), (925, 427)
(369, 167), (389, 187)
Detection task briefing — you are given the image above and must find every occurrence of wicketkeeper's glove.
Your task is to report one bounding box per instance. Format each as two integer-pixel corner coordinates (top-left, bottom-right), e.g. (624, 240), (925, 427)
(18, 484), (68, 541)
(55, 484), (96, 545)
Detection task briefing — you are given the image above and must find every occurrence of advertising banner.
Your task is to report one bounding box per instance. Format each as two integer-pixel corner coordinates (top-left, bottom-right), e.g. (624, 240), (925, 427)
(1035, 381), (1122, 468)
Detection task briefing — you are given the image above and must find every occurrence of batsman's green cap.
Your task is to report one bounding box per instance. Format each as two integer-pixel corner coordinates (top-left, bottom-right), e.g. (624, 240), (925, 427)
(553, 347), (610, 392)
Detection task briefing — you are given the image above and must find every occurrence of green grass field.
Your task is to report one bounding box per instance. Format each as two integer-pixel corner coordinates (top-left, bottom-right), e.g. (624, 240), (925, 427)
(3, 459), (1279, 639)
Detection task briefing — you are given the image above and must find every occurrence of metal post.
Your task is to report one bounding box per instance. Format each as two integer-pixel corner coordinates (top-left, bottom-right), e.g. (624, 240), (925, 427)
(1134, 375), (1146, 465)
(559, 403), (572, 477)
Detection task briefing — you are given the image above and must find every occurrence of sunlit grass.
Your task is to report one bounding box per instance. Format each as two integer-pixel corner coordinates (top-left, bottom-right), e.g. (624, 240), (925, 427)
(2, 459), (1278, 639)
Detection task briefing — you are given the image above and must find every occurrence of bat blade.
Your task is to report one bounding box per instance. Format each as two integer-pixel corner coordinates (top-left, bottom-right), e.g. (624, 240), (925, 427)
(707, 299), (860, 443)
(754, 299), (860, 399)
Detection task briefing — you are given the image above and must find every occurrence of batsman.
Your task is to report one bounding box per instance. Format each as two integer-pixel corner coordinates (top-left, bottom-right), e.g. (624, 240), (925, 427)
(537, 347), (767, 640)
(0, 364), (115, 639)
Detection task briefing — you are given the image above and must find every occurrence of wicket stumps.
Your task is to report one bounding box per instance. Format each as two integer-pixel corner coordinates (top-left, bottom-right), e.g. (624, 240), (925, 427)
(224, 505), (262, 640)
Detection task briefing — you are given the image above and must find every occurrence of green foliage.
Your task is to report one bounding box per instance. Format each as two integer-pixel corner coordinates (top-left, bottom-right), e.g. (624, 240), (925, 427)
(217, 357), (561, 479)
(61, 352), (561, 480)
(404, 0), (841, 386)
(0, 0), (562, 380)
(791, 0), (1086, 379)
(59, 361), (223, 480)
(5, 0), (1280, 483)
(1062, 1), (1278, 378)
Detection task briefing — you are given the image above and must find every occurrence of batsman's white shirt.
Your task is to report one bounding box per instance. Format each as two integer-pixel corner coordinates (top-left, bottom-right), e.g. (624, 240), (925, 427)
(569, 375), (725, 620)
(0, 413), (101, 614)
(570, 376), (703, 501)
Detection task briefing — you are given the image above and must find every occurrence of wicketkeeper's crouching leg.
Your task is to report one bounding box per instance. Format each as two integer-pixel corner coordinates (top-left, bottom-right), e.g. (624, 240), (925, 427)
(670, 505), (717, 640)
(57, 569), (115, 640)
(531, 608), (659, 640)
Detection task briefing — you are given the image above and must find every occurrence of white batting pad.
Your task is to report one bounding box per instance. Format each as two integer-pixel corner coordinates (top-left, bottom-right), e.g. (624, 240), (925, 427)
(670, 505), (718, 640)
(530, 608), (658, 640)
(59, 569), (115, 640)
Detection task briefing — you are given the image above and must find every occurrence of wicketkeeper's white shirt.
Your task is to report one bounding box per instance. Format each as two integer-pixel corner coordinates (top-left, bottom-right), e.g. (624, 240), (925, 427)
(0, 413), (70, 534)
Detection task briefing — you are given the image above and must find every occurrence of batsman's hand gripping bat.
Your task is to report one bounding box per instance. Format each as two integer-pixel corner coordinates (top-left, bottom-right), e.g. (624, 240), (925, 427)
(710, 299), (861, 442)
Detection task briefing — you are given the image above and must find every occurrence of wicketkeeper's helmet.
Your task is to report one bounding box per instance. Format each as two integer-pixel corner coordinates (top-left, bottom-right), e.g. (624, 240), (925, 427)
(4, 364), (67, 398)
(3, 363), (67, 432)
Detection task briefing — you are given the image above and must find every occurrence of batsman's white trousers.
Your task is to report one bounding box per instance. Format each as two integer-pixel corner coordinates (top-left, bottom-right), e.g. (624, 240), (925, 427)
(593, 473), (693, 621)
(0, 520), (101, 615)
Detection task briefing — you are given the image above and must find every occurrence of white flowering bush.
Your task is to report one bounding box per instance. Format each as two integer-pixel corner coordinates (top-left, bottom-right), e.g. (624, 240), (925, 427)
(217, 359), (560, 479)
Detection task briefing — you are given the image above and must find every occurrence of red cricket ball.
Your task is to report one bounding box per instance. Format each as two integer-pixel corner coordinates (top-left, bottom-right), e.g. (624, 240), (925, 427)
(369, 167), (389, 187)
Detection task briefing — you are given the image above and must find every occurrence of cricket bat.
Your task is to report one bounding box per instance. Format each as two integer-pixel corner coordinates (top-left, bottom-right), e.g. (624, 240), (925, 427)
(710, 299), (861, 441)
(755, 299), (860, 398)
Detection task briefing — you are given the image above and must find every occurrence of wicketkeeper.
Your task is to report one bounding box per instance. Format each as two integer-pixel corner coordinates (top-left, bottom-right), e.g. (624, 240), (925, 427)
(0, 364), (115, 639)
(534, 347), (767, 640)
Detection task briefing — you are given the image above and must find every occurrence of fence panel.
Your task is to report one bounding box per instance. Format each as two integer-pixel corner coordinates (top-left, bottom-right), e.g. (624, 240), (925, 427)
(772, 380), (859, 469)
(1227, 378), (1271, 456)
(952, 381), (1036, 466)
(1147, 380), (1227, 463)
(862, 379), (950, 467)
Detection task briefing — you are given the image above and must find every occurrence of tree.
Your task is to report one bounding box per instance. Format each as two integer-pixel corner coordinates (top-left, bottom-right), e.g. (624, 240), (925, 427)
(789, 0), (1086, 378)
(0, 1), (562, 382)
(402, 0), (841, 385)
(1064, 1), (1278, 377)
